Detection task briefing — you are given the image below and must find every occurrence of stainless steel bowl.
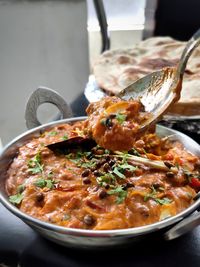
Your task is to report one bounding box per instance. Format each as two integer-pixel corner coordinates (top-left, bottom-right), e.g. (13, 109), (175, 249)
(0, 87), (200, 248)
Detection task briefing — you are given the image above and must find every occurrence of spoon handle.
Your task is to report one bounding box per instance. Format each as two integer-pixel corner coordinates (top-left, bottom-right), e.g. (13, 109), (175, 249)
(177, 28), (200, 78)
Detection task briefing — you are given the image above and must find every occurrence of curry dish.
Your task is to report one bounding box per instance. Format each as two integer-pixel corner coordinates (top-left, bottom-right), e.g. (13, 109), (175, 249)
(6, 97), (200, 230)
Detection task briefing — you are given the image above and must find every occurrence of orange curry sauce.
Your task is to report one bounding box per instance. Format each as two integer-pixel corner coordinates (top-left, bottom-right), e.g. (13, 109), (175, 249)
(6, 97), (200, 230)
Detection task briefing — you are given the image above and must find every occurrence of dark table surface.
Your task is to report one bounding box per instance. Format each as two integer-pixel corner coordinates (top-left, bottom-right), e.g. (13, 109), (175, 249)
(1, 94), (200, 267)
(1, 200), (200, 267)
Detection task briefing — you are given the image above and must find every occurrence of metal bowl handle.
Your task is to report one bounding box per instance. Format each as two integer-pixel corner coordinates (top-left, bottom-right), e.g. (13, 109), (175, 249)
(164, 192), (200, 240)
(25, 87), (73, 129)
(164, 210), (200, 240)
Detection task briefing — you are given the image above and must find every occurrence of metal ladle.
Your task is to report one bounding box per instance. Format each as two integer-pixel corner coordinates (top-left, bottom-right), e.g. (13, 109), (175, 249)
(118, 28), (200, 132)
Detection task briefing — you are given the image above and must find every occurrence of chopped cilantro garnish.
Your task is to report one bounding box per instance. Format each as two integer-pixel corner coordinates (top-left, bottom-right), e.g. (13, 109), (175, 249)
(66, 152), (82, 163)
(48, 131), (58, 136)
(144, 185), (157, 202)
(77, 151), (86, 158)
(47, 171), (53, 178)
(113, 166), (126, 179)
(108, 185), (128, 204)
(175, 163), (180, 169)
(144, 186), (172, 205)
(79, 159), (97, 169)
(62, 214), (71, 221)
(17, 184), (25, 194)
(118, 162), (137, 172)
(34, 178), (55, 189)
(121, 153), (128, 164)
(154, 197), (172, 205)
(28, 152), (43, 174)
(113, 161), (137, 179)
(183, 168), (200, 180)
(97, 173), (116, 187)
(116, 113), (127, 124)
(84, 151), (93, 159)
(66, 153), (74, 159)
(46, 179), (55, 189)
(62, 134), (68, 140)
(112, 152), (137, 179)
(66, 151), (97, 169)
(9, 193), (23, 205)
(128, 148), (141, 157)
(104, 149), (110, 154)
(34, 178), (46, 188)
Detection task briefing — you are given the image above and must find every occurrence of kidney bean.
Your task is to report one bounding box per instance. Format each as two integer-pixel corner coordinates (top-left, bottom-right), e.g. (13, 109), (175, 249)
(98, 189), (108, 199)
(35, 193), (44, 202)
(83, 214), (95, 226)
(83, 177), (91, 184)
(166, 172), (175, 178)
(93, 170), (103, 177)
(81, 169), (90, 177)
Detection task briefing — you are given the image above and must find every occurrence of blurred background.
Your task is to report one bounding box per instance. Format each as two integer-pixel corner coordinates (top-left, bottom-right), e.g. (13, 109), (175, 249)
(0, 0), (146, 144)
(0, 0), (199, 145)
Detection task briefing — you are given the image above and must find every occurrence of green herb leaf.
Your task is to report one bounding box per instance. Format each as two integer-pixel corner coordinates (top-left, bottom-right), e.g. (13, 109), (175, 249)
(114, 151), (168, 171)
(62, 134), (68, 140)
(62, 214), (71, 221)
(97, 173), (116, 187)
(66, 150), (85, 161)
(104, 149), (110, 154)
(144, 185), (157, 201)
(69, 158), (80, 164)
(9, 193), (23, 205)
(29, 165), (43, 174)
(144, 186), (172, 205)
(84, 151), (93, 159)
(17, 184), (25, 194)
(154, 197), (172, 205)
(116, 113), (127, 124)
(128, 148), (141, 157)
(66, 151), (97, 169)
(45, 179), (55, 189)
(175, 163), (180, 169)
(108, 185), (127, 204)
(66, 153), (74, 159)
(112, 157), (137, 179)
(34, 178), (46, 188)
(182, 168), (200, 180)
(28, 152), (44, 174)
(47, 171), (53, 178)
(118, 163), (137, 172)
(48, 131), (58, 136)
(34, 178), (55, 189)
(121, 153), (128, 164)
(79, 160), (97, 169)
(113, 166), (126, 179)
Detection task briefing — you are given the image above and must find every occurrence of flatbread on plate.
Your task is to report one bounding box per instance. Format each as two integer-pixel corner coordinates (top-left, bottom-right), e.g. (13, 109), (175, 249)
(93, 37), (200, 116)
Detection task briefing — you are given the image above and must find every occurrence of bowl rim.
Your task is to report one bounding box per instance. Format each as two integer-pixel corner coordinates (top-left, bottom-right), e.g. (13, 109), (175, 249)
(1, 116), (200, 238)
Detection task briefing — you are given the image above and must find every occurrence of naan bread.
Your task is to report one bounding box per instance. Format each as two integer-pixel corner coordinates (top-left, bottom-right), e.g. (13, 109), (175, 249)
(93, 37), (200, 115)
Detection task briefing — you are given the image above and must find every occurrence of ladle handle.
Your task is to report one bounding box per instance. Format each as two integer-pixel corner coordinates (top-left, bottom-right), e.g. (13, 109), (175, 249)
(177, 28), (200, 78)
